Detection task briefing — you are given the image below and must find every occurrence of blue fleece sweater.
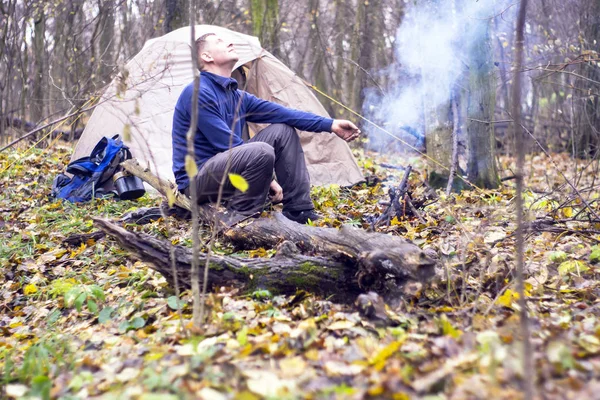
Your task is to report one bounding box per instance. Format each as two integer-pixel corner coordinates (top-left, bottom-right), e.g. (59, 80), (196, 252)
(171, 71), (334, 191)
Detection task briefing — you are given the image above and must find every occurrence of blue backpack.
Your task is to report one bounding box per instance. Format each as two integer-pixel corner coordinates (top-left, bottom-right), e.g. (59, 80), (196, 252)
(52, 135), (131, 202)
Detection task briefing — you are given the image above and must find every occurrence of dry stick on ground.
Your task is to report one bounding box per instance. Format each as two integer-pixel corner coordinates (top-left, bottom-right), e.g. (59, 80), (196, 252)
(404, 194), (426, 224)
(375, 165), (413, 228)
(511, 0), (535, 396)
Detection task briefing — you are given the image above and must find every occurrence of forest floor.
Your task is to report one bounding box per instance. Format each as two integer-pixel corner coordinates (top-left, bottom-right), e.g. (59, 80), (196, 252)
(2, 141), (600, 399)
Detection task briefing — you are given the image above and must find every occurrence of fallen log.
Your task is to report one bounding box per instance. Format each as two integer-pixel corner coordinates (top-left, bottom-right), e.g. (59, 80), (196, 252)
(95, 218), (431, 302)
(224, 213), (435, 285)
(107, 158), (438, 301)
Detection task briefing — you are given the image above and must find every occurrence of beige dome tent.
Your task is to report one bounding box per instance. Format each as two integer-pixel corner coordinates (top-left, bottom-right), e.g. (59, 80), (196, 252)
(72, 25), (363, 187)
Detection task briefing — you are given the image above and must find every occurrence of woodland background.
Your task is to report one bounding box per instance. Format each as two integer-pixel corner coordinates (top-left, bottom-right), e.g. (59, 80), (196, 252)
(1, 0), (599, 165)
(2, 0), (600, 399)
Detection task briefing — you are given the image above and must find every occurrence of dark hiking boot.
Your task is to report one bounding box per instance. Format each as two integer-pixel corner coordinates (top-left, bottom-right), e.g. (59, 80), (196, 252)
(282, 209), (321, 224)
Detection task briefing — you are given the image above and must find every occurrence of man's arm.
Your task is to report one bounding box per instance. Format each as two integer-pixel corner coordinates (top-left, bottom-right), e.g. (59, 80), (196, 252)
(243, 92), (333, 132)
(243, 92), (360, 141)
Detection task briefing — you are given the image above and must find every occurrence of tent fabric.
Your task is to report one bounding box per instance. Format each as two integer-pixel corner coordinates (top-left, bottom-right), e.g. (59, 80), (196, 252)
(72, 25), (364, 188)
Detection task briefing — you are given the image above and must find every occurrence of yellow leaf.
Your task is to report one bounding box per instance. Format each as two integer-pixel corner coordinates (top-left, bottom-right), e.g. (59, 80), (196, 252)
(144, 352), (164, 362)
(185, 155), (198, 178)
(562, 207), (573, 218)
(70, 243), (87, 258)
(391, 216), (401, 226)
(370, 341), (403, 369)
(368, 385), (384, 396)
(248, 248), (268, 258)
(123, 123), (131, 142)
(304, 348), (319, 361)
(9, 321), (23, 329)
(327, 320), (355, 330)
(496, 289), (518, 308)
(229, 173), (249, 192)
(24, 284), (38, 295)
(166, 188), (176, 207)
(439, 314), (462, 338)
(558, 260), (590, 276)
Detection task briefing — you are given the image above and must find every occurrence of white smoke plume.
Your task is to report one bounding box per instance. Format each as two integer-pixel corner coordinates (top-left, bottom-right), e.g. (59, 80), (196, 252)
(363, 0), (516, 152)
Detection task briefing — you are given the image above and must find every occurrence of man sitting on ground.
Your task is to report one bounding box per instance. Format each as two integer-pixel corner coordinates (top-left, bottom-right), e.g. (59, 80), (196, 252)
(171, 33), (360, 224)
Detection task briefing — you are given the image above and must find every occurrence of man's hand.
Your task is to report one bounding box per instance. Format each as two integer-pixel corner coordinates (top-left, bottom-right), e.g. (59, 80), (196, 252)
(331, 120), (361, 142)
(269, 180), (283, 204)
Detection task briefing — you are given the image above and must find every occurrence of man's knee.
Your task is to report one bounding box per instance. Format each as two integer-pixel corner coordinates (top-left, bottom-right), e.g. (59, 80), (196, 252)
(243, 142), (275, 167)
(267, 123), (297, 139)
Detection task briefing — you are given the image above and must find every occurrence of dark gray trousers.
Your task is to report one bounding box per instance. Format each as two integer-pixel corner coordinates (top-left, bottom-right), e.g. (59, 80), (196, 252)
(190, 124), (313, 215)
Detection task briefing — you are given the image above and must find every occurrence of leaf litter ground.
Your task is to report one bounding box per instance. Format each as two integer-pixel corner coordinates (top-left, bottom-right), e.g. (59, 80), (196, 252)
(1, 143), (600, 399)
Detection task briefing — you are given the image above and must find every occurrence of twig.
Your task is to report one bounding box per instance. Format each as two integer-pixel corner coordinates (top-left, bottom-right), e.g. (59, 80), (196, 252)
(187, 18), (202, 328)
(534, 67), (600, 86)
(511, 0), (535, 396)
(378, 162), (405, 170)
(404, 194), (426, 224)
(468, 118), (514, 124)
(491, 218), (600, 246)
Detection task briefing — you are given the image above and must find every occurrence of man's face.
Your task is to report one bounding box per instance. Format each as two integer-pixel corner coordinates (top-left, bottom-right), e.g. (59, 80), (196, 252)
(200, 35), (239, 68)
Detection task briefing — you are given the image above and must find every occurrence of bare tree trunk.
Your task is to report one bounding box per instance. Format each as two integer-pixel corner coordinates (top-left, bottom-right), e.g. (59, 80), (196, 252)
(467, 15), (500, 189)
(306, 0), (334, 116)
(98, 0), (116, 85)
(333, 0), (348, 119)
(32, 1), (46, 124)
(422, 0), (454, 190)
(493, 15), (510, 113)
(0, 0), (15, 142)
(164, 0), (189, 34)
(426, 102), (455, 190)
(250, 0), (280, 57)
(511, 0), (535, 396)
(576, 0), (600, 158)
(349, 0), (377, 117)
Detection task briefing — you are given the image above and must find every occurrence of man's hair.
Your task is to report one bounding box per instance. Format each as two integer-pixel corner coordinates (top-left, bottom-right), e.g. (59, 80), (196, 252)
(195, 33), (216, 71)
